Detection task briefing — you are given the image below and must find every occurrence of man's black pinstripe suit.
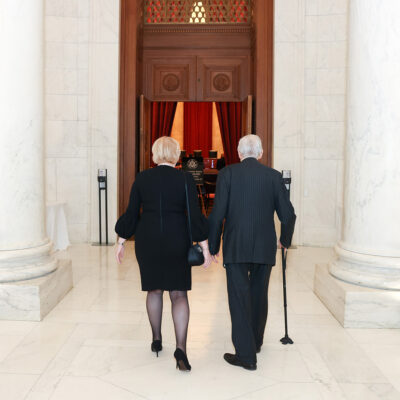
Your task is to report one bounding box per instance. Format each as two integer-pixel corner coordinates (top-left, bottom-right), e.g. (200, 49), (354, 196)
(209, 157), (296, 365)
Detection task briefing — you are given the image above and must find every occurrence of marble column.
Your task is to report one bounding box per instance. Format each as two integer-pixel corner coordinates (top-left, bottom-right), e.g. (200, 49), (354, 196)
(314, 0), (400, 328)
(0, 0), (72, 320)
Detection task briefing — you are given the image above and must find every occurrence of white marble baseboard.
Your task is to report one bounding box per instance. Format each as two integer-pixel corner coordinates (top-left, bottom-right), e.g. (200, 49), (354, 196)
(314, 264), (400, 328)
(0, 259), (73, 321)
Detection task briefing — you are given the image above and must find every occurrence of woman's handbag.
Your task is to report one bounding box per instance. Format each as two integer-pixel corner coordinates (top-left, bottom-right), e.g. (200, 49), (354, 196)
(184, 175), (205, 266)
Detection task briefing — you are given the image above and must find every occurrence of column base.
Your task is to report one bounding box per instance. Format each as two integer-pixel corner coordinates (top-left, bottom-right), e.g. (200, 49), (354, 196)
(314, 264), (400, 328)
(0, 259), (72, 321)
(330, 243), (400, 290)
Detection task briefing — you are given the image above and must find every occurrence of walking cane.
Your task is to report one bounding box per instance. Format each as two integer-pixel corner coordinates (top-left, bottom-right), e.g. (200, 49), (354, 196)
(280, 247), (294, 345)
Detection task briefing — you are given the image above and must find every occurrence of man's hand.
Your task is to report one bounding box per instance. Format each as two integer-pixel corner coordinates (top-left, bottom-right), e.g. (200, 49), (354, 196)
(278, 240), (288, 255)
(211, 252), (219, 263)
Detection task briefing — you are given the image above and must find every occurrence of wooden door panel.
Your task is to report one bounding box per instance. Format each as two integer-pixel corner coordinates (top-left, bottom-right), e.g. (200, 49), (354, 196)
(143, 55), (197, 101)
(242, 95), (253, 135)
(197, 55), (250, 101)
(139, 95), (151, 171)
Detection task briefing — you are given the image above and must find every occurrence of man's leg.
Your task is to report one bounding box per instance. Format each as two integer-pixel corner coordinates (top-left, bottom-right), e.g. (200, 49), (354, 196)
(226, 263), (257, 364)
(249, 264), (273, 350)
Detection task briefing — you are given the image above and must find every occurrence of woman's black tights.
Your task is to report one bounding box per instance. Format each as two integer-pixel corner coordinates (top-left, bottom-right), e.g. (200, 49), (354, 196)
(146, 290), (163, 341)
(146, 290), (189, 353)
(169, 290), (190, 353)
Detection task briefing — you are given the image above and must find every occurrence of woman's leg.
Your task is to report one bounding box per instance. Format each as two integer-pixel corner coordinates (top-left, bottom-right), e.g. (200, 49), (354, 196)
(169, 290), (190, 353)
(146, 290), (164, 341)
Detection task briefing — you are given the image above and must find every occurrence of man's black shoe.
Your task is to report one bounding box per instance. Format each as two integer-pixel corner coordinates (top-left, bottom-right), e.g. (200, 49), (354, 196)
(223, 353), (257, 371)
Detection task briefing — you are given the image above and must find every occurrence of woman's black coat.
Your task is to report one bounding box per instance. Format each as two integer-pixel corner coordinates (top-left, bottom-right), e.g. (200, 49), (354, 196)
(115, 166), (208, 291)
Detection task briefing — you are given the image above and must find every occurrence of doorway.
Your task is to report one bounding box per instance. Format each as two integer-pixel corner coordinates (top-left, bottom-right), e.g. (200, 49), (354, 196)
(118, 0), (273, 214)
(139, 97), (253, 171)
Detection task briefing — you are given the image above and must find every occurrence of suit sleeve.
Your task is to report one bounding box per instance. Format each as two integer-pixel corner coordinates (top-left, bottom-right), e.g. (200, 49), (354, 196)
(274, 175), (296, 248)
(208, 169), (230, 255)
(115, 180), (141, 239)
(186, 173), (209, 242)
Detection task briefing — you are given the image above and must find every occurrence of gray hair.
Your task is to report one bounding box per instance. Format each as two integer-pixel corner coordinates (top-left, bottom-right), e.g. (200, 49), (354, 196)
(152, 136), (181, 165)
(237, 134), (263, 159)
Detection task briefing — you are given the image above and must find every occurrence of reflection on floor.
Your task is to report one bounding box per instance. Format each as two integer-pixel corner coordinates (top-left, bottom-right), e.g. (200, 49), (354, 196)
(0, 244), (400, 400)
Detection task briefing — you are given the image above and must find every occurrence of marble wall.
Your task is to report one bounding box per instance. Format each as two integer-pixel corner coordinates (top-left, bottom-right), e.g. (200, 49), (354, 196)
(44, 0), (348, 246)
(273, 0), (348, 246)
(44, 0), (119, 243)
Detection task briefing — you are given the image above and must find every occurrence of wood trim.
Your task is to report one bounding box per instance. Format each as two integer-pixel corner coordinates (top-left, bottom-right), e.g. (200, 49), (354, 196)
(118, 0), (140, 216)
(143, 55), (197, 101)
(143, 24), (253, 34)
(139, 95), (151, 171)
(254, 0), (274, 166)
(143, 30), (253, 50)
(242, 95), (253, 135)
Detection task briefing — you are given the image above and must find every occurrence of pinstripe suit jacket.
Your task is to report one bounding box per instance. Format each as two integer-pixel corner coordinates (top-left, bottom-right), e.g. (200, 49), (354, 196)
(208, 157), (296, 266)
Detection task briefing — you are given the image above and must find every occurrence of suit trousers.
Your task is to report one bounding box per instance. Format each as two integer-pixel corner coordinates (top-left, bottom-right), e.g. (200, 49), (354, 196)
(226, 263), (273, 364)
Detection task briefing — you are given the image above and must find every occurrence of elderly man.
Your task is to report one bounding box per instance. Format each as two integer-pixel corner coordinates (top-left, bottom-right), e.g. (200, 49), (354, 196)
(209, 134), (296, 371)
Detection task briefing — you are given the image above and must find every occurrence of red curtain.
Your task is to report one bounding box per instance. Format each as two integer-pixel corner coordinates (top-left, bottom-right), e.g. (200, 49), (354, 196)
(151, 102), (177, 145)
(215, 102), (242, 165)
(184, 102), (213, 156)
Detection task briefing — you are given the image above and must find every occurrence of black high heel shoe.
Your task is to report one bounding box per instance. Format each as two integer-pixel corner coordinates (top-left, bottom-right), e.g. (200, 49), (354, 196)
(174, 348), (191, 371)
(151, 340), (162, 357)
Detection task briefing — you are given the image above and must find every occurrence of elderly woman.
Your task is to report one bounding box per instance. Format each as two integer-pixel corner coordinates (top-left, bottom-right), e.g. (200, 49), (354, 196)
(115, 136), (211, 372)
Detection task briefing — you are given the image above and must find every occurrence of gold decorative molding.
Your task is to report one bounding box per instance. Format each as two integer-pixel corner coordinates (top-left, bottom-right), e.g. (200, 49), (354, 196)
(144, 0), (253, 25)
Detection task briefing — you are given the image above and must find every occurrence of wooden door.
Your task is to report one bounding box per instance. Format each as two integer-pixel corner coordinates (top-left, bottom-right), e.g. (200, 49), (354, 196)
(119, 0), (273, 215)
(197, 55), (251, 102)
(142, 52), (250, 102)
(143, 54), (197, 101)
(242, 95), (253, 135)
(139, 95), (151, 171)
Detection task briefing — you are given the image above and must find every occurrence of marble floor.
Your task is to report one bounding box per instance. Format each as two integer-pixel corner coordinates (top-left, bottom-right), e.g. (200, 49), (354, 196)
(0, 244), (400, 400)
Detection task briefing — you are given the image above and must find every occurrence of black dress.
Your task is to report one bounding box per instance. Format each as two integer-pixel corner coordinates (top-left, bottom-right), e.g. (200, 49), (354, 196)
(115, 166), (208, 291)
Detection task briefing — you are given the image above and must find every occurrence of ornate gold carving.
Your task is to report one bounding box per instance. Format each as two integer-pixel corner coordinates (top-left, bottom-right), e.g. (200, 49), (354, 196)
(213, 73), (230, 91)
(144, 0), (252, 25)
(162, 73), (180, 91)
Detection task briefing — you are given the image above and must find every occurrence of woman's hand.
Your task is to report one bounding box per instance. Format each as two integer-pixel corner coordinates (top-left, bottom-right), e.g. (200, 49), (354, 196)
(202, 248), (212, 269)
(199, 240), (212, 269)
(116, 239), (126, 264)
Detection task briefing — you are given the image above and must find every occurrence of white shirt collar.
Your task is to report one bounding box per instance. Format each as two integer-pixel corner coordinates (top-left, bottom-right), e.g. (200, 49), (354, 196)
(158, 163), (175, 168)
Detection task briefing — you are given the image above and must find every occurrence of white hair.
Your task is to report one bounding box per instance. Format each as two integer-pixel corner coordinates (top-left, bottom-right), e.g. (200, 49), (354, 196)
(237, 134), (263, 159)
(152, 136), (181, 165)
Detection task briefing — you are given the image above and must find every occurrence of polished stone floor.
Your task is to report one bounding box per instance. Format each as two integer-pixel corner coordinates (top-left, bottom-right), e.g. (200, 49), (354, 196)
(0, 244), (400, 400)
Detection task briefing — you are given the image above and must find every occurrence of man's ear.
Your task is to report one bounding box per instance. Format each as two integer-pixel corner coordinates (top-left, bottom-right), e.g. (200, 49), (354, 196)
(238, 151), (243, 161)
(257, 150), (264, 160)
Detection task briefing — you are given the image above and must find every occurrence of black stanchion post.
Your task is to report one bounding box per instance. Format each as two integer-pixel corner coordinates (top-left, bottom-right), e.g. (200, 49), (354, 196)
(98, 184), (102, 244)
(280, 170), (294, 345)
(98, 169), (106, 245)
(282, 170), (291, 198)
(105, 181), (109, 245)
(93, 169), (114, 247)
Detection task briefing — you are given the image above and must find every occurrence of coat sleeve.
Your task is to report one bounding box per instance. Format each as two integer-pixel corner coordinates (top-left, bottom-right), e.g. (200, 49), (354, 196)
(208, 168), (230, 255)
(115, 180), (142, 239)
(274, 175), (296, 248)
(186, 173), (209, 242)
